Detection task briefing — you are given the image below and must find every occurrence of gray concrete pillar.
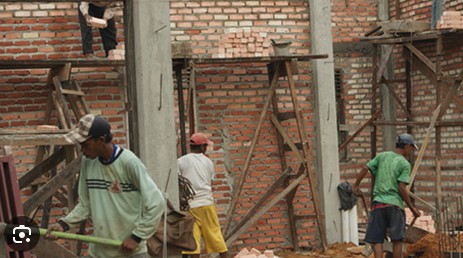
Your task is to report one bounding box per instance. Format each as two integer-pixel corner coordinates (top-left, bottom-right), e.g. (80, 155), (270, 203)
(127, 0), (179, 207)
(309, 0), (342, 244)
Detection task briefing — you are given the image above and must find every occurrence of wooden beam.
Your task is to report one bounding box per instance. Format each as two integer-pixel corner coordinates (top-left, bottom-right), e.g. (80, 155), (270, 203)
(0, 129), (69, 134)
(226, 167), (292, 238)
(407, 105), (441, 189)
(271, 116), (305, 162)
(338, 109), (382, 151)
(19, 147), (66, 189)
(383, 80), (413, 120)
(437, 80), (463, 121)
(23, 157), (81, 215)
(373, 120), (463, 126)
(225, 173), (307, 245)
(223, 63), (281, 236)
(0, 134), (72, 146)
(376, 45), (394, 83)
(403, 44), (436, 82)
(448, 92), (463, 111)
(285, 61), (327, 250)
(409, 191), (436, 211)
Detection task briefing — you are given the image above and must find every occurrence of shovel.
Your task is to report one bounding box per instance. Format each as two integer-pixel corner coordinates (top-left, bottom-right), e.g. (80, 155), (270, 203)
(404, 217), (430, 244)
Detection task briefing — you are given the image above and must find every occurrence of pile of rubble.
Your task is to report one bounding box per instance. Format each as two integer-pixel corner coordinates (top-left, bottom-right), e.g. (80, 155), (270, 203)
(234, 248), (277, 258)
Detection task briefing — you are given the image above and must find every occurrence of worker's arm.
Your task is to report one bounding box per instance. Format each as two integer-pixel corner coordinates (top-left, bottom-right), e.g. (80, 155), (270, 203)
(123, 158), (165, 250)
(102, 6), (116, 20)
(79, 2), (90, 17)
(398, 182), (421, 217)
(353, 164), (369, 195)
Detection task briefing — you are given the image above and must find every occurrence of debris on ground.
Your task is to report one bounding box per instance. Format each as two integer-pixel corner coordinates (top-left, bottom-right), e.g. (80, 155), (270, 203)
(234, 247), (278, 258)
(276, 242), (364, 258)
(405, 233), (439, 258)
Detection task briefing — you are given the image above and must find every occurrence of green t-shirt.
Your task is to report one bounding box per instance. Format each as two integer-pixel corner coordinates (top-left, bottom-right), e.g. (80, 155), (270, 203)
(367, 151), (411, 209)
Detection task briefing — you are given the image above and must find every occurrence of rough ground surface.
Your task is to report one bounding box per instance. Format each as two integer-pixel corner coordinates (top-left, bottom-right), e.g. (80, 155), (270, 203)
(405, 233), (440, 258)
(276, 242), (364, 258)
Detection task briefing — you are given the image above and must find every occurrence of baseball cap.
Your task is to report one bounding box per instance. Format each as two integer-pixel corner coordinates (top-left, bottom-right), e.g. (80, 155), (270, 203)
(64, 114), (111, 144)
(397, 133), (419, 150)
(189, 133), (213, 146)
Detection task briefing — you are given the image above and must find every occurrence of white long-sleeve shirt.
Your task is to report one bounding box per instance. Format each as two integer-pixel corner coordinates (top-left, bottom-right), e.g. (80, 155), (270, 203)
(79, 1), (116, 20)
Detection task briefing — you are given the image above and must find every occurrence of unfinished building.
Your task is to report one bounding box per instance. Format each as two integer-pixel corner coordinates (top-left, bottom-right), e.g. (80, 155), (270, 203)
(1, 0), (463, 257)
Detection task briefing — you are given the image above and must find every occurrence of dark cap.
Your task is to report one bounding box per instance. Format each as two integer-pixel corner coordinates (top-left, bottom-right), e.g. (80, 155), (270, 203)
(397, 133), (419, 150)
(64, 114), (111, 144)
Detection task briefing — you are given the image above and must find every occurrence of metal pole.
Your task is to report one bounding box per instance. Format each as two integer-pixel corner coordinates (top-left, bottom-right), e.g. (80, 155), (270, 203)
(175, 64), (187, 156)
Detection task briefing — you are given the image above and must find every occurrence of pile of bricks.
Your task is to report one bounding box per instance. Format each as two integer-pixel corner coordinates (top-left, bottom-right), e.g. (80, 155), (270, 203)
(108, 43), (125, 60)
(405, 208), (436, 233)
(234, 248), (278, 258)
(437, 11), (463, 29)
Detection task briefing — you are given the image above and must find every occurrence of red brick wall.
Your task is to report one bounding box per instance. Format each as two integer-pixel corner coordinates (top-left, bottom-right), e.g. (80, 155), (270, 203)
(1, 0), (463, 255)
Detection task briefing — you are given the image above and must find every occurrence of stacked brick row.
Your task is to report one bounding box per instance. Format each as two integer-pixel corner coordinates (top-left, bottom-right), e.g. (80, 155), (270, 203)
(234, 248), (276, 258)
(437, 11), (463, 29)
(405, 208), (436, 233)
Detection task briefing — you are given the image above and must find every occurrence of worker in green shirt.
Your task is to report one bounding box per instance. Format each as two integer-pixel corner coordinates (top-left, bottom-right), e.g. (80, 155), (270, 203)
(47, 114), (164, 258)
(354, 133), (421, 258)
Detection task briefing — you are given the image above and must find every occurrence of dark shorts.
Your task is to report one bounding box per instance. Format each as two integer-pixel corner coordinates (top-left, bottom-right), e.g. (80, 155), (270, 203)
(365, 202), (405, 243)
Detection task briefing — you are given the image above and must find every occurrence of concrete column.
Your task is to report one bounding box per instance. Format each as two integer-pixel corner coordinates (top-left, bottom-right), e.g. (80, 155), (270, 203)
(127, 0), (179, 207)
(378, 0), (397, 150)
(309, 0), (342, 244)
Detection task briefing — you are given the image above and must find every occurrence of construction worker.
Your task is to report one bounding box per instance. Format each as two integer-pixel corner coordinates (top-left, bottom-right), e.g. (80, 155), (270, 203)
(353, 133), (421, 258)
(178, 133), (228, 258)
(47, 114), (164, 258)
(78, 1), (118, 58)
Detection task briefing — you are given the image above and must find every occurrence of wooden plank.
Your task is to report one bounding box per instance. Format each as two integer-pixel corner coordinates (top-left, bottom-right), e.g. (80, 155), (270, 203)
(403, 45), (436, 82)
(450, 93), (463, 111)
(409, 192), (436, 211)
(222, 62), (281, 236)
(404, 44), (435, 74)
(0, 59), (125, 70)
(383, 81), (413, 120)
(192, 54), (328, 65)
(47, 64), (71, 89)
(285, 61), (327, 250)
(73, 81), (90, 115)
(407, 105), (441, 189)
(436, 158), (443, 233)
(53, 77), (73, 129)
(226, 167), (292, 238)
(437, 80), (463, 121)
(271, 115), (305, 162)
(0, 129), (69, 135)
(374, 120), (463, 126)
(52, 92), (70, 130)
(60, 89), (85, 96)
(376, 45), (394, 83)
(32, 239), (78, 258)
(0, 134), (72, 146)
(19, 147), (66, 189)
(23, 156), (81, 215)
(225, 173), (307, 245)
(338, 109), (382, 151)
